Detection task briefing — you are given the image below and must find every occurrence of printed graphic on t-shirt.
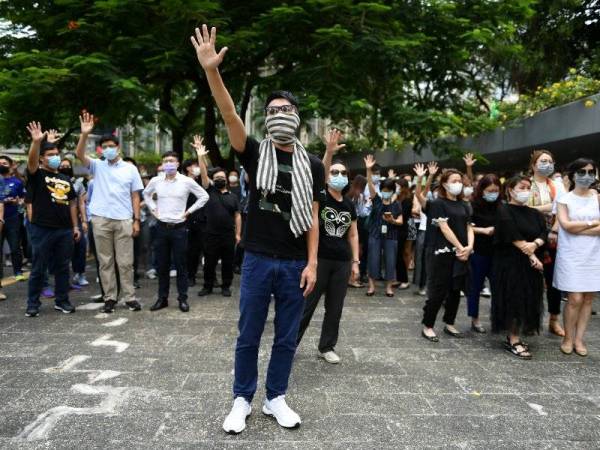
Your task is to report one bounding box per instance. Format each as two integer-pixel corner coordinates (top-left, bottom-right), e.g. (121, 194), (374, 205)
(45, 175), (71, 205)
(258, 163), (293, 222)
(321, 206), (352, 238)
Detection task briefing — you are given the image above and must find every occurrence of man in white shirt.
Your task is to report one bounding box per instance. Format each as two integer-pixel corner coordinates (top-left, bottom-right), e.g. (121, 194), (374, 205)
(75, 113), (144, 314)
(143, 152), (209, 312)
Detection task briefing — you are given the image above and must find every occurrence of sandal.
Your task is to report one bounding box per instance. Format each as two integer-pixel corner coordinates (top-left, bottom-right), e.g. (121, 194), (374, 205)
(574, 345), (588, 357)
(385, 292), (394, 298)
(504, 339), (532, 360)
(365, 291), (375, 297)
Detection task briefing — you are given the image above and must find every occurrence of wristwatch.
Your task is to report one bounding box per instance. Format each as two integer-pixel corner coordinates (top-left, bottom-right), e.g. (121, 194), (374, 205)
(352, 260), (360, 265)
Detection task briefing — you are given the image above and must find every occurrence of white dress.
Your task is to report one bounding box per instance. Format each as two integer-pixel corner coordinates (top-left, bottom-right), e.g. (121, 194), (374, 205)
(554, 191), (600, 292)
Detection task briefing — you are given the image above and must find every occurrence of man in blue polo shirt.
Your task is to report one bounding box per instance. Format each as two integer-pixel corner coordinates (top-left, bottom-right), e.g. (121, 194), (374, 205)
(75, 113), (144, 314)
(0, 155), (25, 281)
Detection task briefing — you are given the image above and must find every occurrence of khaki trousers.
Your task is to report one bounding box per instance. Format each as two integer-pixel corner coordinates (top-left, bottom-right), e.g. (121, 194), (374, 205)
(91, 215), (135, 302)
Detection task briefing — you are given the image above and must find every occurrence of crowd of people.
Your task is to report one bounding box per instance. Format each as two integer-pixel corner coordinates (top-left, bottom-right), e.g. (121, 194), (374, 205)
(0, 24), (598, 436)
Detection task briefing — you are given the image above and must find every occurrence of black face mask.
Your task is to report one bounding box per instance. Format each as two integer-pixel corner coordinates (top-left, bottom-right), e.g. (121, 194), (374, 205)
(213, 179), (227, 190)
(59, 167), (73, 178)
(0, 166), (9, 175)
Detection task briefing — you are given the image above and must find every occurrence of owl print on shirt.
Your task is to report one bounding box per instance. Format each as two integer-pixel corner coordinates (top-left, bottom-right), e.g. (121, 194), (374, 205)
(321, 206), (352, 238)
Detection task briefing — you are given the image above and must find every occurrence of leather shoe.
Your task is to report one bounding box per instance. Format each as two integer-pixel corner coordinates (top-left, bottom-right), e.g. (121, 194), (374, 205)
(150, 298), (168, 311)
(178, 300), (190, 312)
(444, 326), (464, 338)
(198, 288), (212, 297)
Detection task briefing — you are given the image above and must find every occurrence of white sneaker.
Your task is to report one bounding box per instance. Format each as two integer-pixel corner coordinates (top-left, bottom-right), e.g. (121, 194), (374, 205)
(319, 350), (341, 364)
(262, 396), (301, 429)
(481, 287), (491, 298)
(169, 269), (177, 278)
(223, 397), (252, 434)
(146, 269), (157, 280)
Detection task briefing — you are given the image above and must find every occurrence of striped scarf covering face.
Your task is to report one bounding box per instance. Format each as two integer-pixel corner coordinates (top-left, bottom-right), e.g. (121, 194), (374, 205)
(257, 112), (313, 237)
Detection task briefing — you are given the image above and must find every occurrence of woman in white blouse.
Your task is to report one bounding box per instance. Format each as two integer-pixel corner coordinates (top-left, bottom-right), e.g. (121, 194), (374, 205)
(554, 158), (600, 356)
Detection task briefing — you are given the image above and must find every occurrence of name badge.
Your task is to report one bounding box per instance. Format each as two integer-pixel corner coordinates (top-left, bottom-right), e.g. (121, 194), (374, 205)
(381, 224), (388, 234)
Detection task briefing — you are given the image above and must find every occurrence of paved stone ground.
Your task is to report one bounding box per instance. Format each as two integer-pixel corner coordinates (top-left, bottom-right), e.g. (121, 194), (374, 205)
(0, 268), (599, 449)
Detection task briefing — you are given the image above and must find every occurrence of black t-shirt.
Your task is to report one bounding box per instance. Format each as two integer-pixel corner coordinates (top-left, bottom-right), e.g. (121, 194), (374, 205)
(186, 179), (207, 230)
(424, 197), (470, 250)
(318, 191), (357, 261)
(471, 201), (498, 257)
(26, 168), (76, 229)
(237, 136), (326, 259)
(204, 185), (240, 236)
(368, 194), (402, 241)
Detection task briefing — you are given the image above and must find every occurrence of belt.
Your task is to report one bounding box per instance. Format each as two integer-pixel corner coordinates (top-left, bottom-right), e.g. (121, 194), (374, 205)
(157, 220), (187, 229)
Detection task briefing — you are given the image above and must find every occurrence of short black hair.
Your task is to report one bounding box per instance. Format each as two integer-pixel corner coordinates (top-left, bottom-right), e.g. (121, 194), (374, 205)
(122, 156), (137, 167)
(162, 151), (179, 161)
(40, 142), (59, 156)
(0, 155), (13, 165)
(381, 179), (396, 192)
(264, 90), (299, 111)
(210, 166), (226, 179)
(99, 135), (119, 146)
(372, 163), (382, 173)
(181, 159), (197, 174)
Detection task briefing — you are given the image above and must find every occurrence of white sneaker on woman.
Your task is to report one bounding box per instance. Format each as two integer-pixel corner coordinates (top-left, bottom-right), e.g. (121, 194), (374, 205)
(319, 350), (341, 364)
(262, 395), (301, 428)
(222, 397), (251, 434)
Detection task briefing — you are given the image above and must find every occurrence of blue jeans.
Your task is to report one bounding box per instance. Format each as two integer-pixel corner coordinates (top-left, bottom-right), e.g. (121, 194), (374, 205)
(154, 224), (188, 301)
(234, 251), (306, 402)
(1, 214), (23, 276)
(27, 224), (73, 308)
(367, 237), (397, 281)
(467, 252), (493, 318)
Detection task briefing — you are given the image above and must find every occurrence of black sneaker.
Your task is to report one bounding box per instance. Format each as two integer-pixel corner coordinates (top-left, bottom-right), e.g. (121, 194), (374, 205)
(198, 288), (213, 297)
(25, 307), (39, 317)
(103, 300), (117, 313)
(222, 287), (232, 297)
(125, 300), (142, 311)
(233, 266), (241, 275)
(54, 301), (76, 314)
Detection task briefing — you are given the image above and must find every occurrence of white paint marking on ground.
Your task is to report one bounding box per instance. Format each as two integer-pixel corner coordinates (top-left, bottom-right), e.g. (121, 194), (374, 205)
(87, 370), (121, 384)
(42, 355), (91, 373)
(527, 403), (548, 416)
(94, 313), (109, 319)
(77, 302), (104, 311)
(102, 318), (128, 327)
(14, 384), (132, 441)
(89, 334), (129, 353)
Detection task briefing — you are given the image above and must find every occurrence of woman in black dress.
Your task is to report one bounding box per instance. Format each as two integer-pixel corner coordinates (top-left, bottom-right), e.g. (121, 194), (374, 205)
(492, 176), (546, 359)
(421, 169), (474, 342)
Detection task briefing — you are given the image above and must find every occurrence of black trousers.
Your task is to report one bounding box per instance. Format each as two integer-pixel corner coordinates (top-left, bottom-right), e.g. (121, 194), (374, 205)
(543, 246), (561, 315)
(297, 258), (351, 353)
(422, 248), (462, 328)
(396, 231), (408, 283)
(155, 224), (188, 301)
(203, 233), (235, 289)
(357, 217), (369, 278)
(187, 225), (204, 281)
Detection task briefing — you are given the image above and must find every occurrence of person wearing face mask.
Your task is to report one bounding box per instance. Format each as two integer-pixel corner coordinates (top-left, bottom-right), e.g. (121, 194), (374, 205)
(192, 24), (326, 433)
(194, 142), (241, 298)
(394, 178), (413, 290)
(492, 176), (547, 359)
(0, 155), (25, 283)
(467, 174), (501, 333)
(364, 155), (403, 297)
(143, 152), (208, 312)
(228, 169), (242, 200)
(24, 122), (81, 317)
(75, 113), (144, 314)
(58, 158), (89, 287)
(296, 129), (359, 364)
(554, 159), (600, 356)
(421, 169), (474, 342)
(181, 155), (206, 287)
(527, 150), (566, 337)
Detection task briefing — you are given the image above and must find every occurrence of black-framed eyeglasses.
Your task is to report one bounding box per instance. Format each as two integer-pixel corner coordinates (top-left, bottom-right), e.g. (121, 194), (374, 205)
(576, 169), (596, 177)
(330, 169), (347, 176)
(265, 105), (297, 116)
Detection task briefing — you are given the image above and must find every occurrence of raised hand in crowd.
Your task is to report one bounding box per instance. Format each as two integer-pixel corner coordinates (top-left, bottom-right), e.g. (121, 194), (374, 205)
(322, 128), (346, 174)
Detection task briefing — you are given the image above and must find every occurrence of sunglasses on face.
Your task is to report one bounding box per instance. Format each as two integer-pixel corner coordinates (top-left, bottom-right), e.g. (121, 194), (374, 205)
(330, 169), (347, 177)
(576, 169), (596, 177)
(265, 105), (297, 116)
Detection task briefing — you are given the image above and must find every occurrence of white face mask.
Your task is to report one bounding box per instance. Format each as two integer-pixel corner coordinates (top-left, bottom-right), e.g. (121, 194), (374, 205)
(191, 167), (200, 177)
(513, 190), (531, 204)
(463, 186), (474, 197)
(445, 182), (463, 197)
(229, 175), (238, 184)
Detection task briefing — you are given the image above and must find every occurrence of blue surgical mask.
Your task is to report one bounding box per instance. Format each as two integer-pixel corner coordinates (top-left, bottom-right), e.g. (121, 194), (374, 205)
(537, 162), (554, 177)
(103, 146), (118, 161)
(47, 155), (60, 170)
(574, 174), (595, 188)
(328, 175), (348, 192)
(483, 192), (499, 203)
(380, 191), (393, 200)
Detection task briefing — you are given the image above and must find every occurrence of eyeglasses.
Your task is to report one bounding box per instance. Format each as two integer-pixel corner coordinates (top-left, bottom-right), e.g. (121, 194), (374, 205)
(330, 169), (347, 177)
(265, 105), (297, 116)
(576, 169), (596, 177)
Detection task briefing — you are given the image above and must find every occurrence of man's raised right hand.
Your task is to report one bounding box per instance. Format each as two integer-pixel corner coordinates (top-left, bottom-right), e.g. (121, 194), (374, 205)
(190, 24), (228, 71)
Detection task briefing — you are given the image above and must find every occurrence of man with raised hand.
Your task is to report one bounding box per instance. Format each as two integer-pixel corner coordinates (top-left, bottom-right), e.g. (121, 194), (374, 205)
(24, 122), (80, 317)
(75, 113), (144, 314)
(191, 24), (325, 434)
